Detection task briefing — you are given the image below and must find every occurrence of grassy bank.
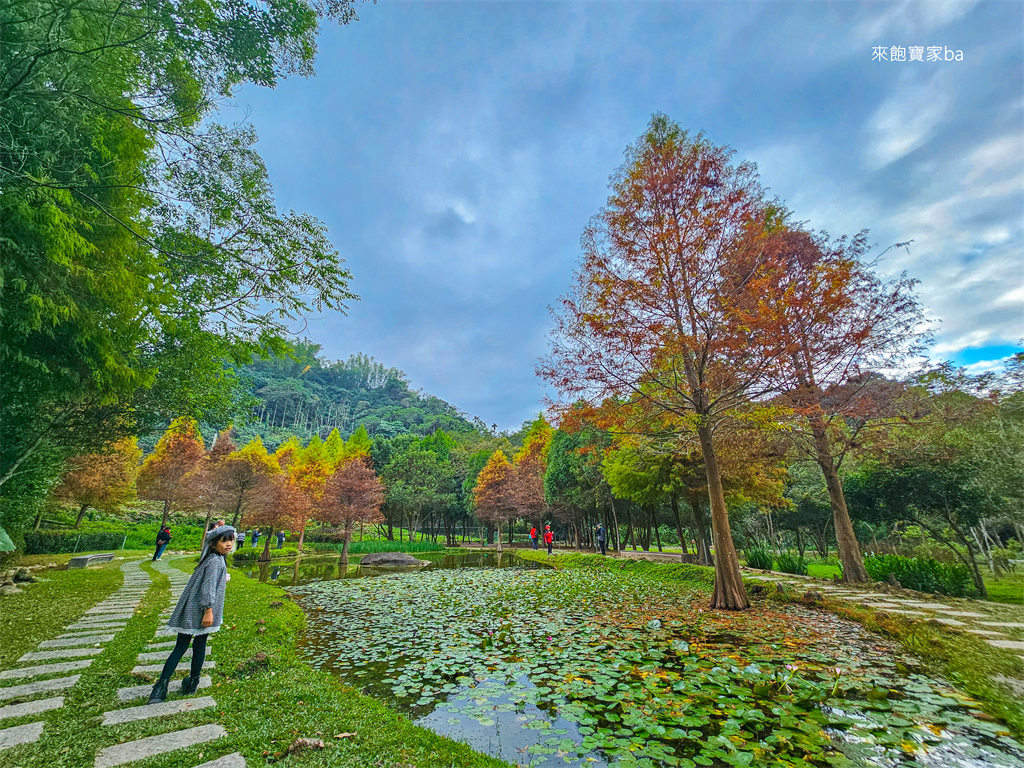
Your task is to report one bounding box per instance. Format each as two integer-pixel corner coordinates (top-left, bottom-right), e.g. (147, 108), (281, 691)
(0, 555), (509, 768)
(522, 550), (1024, 740)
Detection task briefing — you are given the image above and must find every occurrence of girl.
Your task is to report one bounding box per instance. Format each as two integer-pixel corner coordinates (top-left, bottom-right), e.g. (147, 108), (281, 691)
(149, 525), (234, 704)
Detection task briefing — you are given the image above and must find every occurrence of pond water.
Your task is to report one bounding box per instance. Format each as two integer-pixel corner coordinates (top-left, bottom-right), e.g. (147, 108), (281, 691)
(255, 557), (1024, 768)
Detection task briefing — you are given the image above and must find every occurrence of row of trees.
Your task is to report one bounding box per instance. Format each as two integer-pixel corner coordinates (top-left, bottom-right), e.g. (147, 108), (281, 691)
(0, 0), (365, 548)
(537, 113), (1020, 609)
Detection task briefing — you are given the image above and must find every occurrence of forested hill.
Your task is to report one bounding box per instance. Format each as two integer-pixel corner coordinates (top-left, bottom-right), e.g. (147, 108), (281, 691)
(231, 341), (487, 450)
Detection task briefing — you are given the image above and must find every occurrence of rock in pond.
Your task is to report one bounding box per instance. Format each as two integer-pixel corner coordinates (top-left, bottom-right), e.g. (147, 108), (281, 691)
(359, 552), (430, 567)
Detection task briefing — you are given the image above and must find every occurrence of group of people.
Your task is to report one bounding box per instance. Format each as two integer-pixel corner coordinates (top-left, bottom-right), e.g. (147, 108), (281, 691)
(151, 524), (288, 561)
(528, 523), (608, 556)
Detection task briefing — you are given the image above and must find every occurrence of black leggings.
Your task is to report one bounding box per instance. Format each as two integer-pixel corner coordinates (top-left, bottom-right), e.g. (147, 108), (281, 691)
(159, 633), (208, 680)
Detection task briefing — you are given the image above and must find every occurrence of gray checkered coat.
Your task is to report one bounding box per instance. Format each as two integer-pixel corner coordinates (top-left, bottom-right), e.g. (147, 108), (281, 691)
(167, 553), (227, 635)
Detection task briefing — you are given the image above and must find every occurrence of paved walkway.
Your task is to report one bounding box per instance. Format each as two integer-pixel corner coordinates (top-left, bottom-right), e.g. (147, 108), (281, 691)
(0, 557), (245, 767)
(739, 568), (1024, 665)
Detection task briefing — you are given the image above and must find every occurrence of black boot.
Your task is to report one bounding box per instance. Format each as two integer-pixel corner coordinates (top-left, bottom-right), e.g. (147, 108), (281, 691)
(180, 675), (200, 695)
(148, 678), (169, 704)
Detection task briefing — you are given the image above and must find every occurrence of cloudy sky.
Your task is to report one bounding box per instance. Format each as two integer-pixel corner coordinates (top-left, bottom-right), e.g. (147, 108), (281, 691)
(232, 0), (1023, 431)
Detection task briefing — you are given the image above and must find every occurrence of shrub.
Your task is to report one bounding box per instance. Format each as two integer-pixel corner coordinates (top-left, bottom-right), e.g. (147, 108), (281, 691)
(775, 552), (808, 575)
(745, 545), (774, 570)
(346, 539), (445, 555)
(232, 547), (300, 563)
(863, 554), (973, 597)
(23, 531), (127, 554)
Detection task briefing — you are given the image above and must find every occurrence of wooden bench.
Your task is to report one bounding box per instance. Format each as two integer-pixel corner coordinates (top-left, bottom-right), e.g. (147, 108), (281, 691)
(68, 553), (115, 569)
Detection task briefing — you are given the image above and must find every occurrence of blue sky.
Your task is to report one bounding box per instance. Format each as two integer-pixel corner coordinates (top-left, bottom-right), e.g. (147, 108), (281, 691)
(231, 0), (1023, 430)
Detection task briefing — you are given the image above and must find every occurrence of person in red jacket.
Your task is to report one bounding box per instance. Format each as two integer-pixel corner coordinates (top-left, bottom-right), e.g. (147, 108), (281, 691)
(530, 526), (539, 550)
(543, 525), (554, 555)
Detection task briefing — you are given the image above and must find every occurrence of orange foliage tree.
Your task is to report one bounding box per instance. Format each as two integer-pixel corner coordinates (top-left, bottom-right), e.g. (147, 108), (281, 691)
(55, 438), (142, 528)
(511, 420), (552, 528)
(289, 436), (331, 549)
(743, 227), (927, 583)
(248, 474), (308, 562)
(210, 436), (280, 527)
(320, 459), (384, 563)
(539, 115), (782, 610)
(137, 418), (206, 525)
(473, 450), (517, 552)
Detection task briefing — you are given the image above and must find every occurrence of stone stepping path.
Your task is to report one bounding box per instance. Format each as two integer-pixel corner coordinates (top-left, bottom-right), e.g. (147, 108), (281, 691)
(94, 724), (227, 767)
(101, 695), (216, 725)
(0, 660), (93, 680)
(0, 721), (44, 750)
(0, 696), (64, 721)
(0, 559), (150, 754)
(93, 558), (245, 768)
(118, 676), (212, 703)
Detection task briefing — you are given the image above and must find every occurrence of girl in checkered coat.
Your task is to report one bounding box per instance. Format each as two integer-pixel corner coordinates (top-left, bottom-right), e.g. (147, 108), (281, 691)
(148, 526), (235, 704)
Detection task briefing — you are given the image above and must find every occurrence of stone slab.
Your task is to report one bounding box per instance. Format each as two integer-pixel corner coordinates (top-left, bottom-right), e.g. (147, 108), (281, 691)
(877, 608), (928, 616)
(864, 602), (903, 609)
(0, 660), (92, 680)
(137, 649), (193, 663)
(987, 639), (1024, 651)
(147, 641), (178, 650)
(94, 723), (226, 767)
(0, 675), (80, 702)
(909, 603), (957, 610)
(79, 613), (134, 622)
(0, 721), (44, 751)
(131, 662), (214, 675)
(117, 676), (212, 703)
(0, 696), (63, 721)
(40, 634), (114, 648)
(193, 752), (246, 768)
(62, 624), (127, 635)
(19, 647), (102, 662)
(101, 695), (216, 725)
(966, 629), (1007, 637)
(85, 606), (136, 615)
(979, 622), (1024, 628)
(932, 610), (988, 618)
(930, 617), (967, 627)
(65, 622), (127, 632)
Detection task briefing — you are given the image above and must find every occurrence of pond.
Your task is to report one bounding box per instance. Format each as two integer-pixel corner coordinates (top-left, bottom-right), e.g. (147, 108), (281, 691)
(258, 557), (1024, 768)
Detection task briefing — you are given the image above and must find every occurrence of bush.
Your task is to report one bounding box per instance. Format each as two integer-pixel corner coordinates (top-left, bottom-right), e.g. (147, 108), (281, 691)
(347, 539), (445, 555)
(23, 531), (127, 554)
(232, 547), (300, 563)
(775, 552), (808, 575)
(863, 554), (973, 597)
(745, 545), (774, 570)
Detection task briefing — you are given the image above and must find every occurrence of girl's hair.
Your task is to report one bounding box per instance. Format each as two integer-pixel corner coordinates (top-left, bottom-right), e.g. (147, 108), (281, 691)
(200, 530), (236, 565)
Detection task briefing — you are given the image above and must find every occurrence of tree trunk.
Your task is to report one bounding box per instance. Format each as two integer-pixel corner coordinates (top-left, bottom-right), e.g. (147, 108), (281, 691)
(231, 493), (243, 527)
(973, 526), (995, 573)
(697, 425), (748, 610)
(259, 535), (273, 563)
(298, 522), (306, 551)
(74, 504), (89, 529)
(34, 510), (44, 531)
(339, 521), (353, 565)
(203, 508), (213, 535)
(795, 527), (805, 559)
(609, 496), (622, 553)
(810, 419), (869, 583)
(690, 493), (713, 566)
(670, 494), (688, 558)
(652, 506), (663, 552)
(161, 499), (171, 527)
(918, 517), (987, 599)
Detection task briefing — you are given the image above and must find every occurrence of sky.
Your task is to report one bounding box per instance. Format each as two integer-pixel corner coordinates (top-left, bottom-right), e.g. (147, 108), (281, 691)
(230, 0), (1023, 431)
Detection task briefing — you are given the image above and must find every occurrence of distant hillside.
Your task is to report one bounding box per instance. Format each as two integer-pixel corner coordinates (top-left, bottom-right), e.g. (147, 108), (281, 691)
(231, 341), (487, 450)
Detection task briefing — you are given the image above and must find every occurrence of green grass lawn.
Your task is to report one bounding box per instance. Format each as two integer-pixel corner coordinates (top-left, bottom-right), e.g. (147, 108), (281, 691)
(806, 563), (843, 579)
(979, 566), (1024, 605)
(0, 555), (509, 768)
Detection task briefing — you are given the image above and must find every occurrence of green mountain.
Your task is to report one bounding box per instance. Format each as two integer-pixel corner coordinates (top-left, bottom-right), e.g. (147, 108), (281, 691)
(232, 341), (487, 450)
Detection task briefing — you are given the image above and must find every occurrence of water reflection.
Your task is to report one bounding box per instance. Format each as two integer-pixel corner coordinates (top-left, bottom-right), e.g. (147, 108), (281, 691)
(242, 550), (545, 587)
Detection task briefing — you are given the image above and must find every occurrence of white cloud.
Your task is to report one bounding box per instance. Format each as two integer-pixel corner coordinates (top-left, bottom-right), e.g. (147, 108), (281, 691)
(865, 76), (951, 169)
(964, 356), (1015, 375)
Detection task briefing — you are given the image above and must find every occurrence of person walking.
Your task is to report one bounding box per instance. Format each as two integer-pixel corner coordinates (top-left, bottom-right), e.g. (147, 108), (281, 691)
(251, 529), (260, 550)
(544, 525), (554, 555)
(153, 526), (171, 561)
(237, 530), (246, 549)
(596, 524), (607, 556)
(530, 526), (539, 550)
(276, 531), (286, 549)
(149, 525), (235, 704)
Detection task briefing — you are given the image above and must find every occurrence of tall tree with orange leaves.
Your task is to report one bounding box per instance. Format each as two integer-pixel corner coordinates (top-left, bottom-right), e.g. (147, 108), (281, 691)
(320, 459), (384, 564)
(248, 474), (307, 562)
(137, 418), (206, 525)
(473, 450), (517, 552)
(55, 438), (142, 528)
(540, 114), (783, 610)
(742, 227), (927, 583)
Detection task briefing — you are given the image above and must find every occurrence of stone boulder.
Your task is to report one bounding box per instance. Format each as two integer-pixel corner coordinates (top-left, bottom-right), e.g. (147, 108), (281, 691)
(359, 552), (430, 567)
(13, 568), (36, 583)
